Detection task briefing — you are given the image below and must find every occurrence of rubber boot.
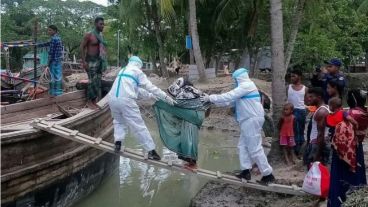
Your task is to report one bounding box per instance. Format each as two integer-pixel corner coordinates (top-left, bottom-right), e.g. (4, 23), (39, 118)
(115, 141), (121, 153)
(148, 150), (161, 160)
(236, 169), (251, 180)
(259, 173), (275, 185)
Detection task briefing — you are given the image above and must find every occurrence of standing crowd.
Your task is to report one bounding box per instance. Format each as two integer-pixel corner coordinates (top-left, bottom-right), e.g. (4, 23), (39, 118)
(280, 58), (367, 207)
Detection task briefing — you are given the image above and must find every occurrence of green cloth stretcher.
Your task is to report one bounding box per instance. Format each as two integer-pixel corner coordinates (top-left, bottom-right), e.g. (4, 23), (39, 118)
(153, 99), (207, 161)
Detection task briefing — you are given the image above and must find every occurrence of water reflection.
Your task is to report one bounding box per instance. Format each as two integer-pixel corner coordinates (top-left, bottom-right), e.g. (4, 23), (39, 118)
(75, 120), (239, 207)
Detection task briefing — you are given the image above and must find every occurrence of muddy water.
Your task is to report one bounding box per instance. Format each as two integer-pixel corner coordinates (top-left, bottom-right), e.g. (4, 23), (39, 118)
(74, 119), (240, 207)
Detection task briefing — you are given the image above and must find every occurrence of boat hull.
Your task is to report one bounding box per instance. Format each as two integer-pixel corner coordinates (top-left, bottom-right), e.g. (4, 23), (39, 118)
(1, 92), (116, 206)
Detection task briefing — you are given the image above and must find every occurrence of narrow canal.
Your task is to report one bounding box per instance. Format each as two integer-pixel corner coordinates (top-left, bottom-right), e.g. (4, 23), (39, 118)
(74, 119), (239, 207)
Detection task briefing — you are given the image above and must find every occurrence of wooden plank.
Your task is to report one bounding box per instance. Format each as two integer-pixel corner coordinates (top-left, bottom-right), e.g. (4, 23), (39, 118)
(1, 98), (85, 125)
(1, 106), (56, 120)
(57, 103), (76, 117)
(31, 121), (308, 196)
(167, 158), (173, 166)
(1, 98), (86, 123)
(1, 102), (109, 145)
(216, 171), (222, 179)
(1, 91), (85, 114)
(95, 137), (103, 145)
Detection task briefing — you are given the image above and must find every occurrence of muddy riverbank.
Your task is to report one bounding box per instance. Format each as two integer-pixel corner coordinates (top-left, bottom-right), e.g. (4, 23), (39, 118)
(190, 181), (316, 207)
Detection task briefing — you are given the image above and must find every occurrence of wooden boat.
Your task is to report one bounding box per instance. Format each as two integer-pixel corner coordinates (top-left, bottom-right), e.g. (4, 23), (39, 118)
(0, 66), (45, 90)
(1, 90), (118, 207)
(1, 62), (83, 91)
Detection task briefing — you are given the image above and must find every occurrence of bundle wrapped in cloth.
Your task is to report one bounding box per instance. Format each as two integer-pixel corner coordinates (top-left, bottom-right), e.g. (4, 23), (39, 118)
(153, 78), (210, 167)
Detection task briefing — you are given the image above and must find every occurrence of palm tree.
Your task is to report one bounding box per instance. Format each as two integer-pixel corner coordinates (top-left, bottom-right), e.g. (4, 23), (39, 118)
(189, 0), (207, 82)
(119, 0), (173, 77)
(212, 0), (267, 77)
(269, 0), (286, 156)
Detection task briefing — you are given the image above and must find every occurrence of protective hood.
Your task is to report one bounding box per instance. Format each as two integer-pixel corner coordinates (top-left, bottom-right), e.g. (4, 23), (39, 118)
(232, 68), (252, 86)
(127, 56), (143, 69)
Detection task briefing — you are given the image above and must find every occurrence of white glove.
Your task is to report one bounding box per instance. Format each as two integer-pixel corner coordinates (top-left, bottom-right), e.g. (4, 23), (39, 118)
(149, 93), (158, 100)
(200, 94), (210, 102)
(164, 95), (177, 106)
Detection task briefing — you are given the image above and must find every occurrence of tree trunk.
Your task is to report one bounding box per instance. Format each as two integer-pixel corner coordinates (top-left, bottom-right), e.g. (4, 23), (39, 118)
(234, 56), (241, 69)
(151, 0), (168, 77)
(239, 48), (249, 69)
(365, 49), (368, 72)
(249, 49), (259, 78)
(187, 10), (194, 65)
(151, 53), (159, 74)
(189, 0), (207, 82)
(284, 0), (306, 69)
(268, 0), (287, 160)
(215, 55), (220, 76)
(252, 51), (261, 79)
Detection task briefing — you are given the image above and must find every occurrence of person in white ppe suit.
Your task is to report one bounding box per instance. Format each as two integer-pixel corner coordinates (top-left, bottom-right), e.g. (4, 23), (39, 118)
(200, 68), (275, 184)
(108, 56), (176, 160)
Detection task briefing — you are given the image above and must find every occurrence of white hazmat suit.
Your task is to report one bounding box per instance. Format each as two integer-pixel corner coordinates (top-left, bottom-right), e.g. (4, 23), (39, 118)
(208, 68), (273, 176)
(108, 56), (173, 152)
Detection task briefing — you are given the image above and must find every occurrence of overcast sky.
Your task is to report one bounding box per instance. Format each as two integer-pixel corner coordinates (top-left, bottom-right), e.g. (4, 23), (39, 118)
(81, 0), (108, 6)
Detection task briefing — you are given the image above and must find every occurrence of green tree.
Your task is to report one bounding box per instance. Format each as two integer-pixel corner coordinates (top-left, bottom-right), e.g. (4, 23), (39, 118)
(291, 0), (368, 70)
(1, 0), (103, 60)
(211, 0), (269, 76)
(118, 0), (184, 76)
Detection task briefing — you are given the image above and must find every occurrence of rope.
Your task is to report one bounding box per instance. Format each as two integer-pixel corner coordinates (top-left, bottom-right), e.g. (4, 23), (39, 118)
(21, 67), (51, 101)
(38, 67), (51, 85)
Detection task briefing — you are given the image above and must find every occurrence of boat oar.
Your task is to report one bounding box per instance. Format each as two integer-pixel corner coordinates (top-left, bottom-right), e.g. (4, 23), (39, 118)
(0, 90), (21, 95)
(1, 73), (39, 83)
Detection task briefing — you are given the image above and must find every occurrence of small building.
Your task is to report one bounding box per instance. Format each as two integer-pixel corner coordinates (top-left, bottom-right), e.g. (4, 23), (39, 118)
(22, 51), (48, 71)
(349, 64), (367, 73)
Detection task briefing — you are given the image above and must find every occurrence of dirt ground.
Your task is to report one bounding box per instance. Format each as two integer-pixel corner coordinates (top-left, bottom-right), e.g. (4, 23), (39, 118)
(190, 181), (317, 207)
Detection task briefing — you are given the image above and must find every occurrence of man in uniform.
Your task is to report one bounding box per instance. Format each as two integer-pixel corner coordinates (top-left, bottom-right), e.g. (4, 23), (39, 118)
(311, 58), (346, 103)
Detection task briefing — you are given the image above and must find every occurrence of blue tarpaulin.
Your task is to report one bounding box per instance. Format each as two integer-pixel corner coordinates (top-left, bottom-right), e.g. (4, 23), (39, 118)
(186, 35), (192, 49)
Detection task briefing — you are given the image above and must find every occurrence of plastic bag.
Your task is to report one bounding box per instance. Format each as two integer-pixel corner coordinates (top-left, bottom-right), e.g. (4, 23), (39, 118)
(302, 162), (330, 198)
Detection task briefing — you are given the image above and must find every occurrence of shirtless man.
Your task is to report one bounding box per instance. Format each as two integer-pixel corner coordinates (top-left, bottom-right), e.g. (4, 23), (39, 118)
(304, 87), (330, 167)
(80, 17), (107, 109)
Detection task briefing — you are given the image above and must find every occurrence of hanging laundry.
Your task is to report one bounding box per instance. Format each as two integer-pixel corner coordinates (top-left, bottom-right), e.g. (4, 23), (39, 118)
(40, 49), (49, 66)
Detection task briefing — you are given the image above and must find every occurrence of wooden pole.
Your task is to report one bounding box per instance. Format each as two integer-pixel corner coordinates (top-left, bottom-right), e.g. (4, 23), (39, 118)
(4, 47), (14, 87)
(5, 48), (10, 72)
(33, 18), (38, 88)
(117, 30), (120, 67)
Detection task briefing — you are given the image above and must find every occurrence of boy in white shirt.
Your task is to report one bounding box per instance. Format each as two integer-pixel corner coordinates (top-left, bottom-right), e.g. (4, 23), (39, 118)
(287, 69), (308, 157)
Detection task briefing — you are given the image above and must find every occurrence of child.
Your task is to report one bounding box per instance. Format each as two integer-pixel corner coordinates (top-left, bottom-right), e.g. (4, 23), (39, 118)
(326, 80), (343, 101)
(327, 97), (358, 139)
(278, 103), (298, 165)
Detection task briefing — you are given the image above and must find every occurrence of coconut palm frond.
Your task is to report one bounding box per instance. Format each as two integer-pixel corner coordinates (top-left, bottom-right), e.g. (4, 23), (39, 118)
(213, 0), (239, 32)
(357, 0), (368, 14)
(159, 0), (176, 20)
(118, 0), (145, 37)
